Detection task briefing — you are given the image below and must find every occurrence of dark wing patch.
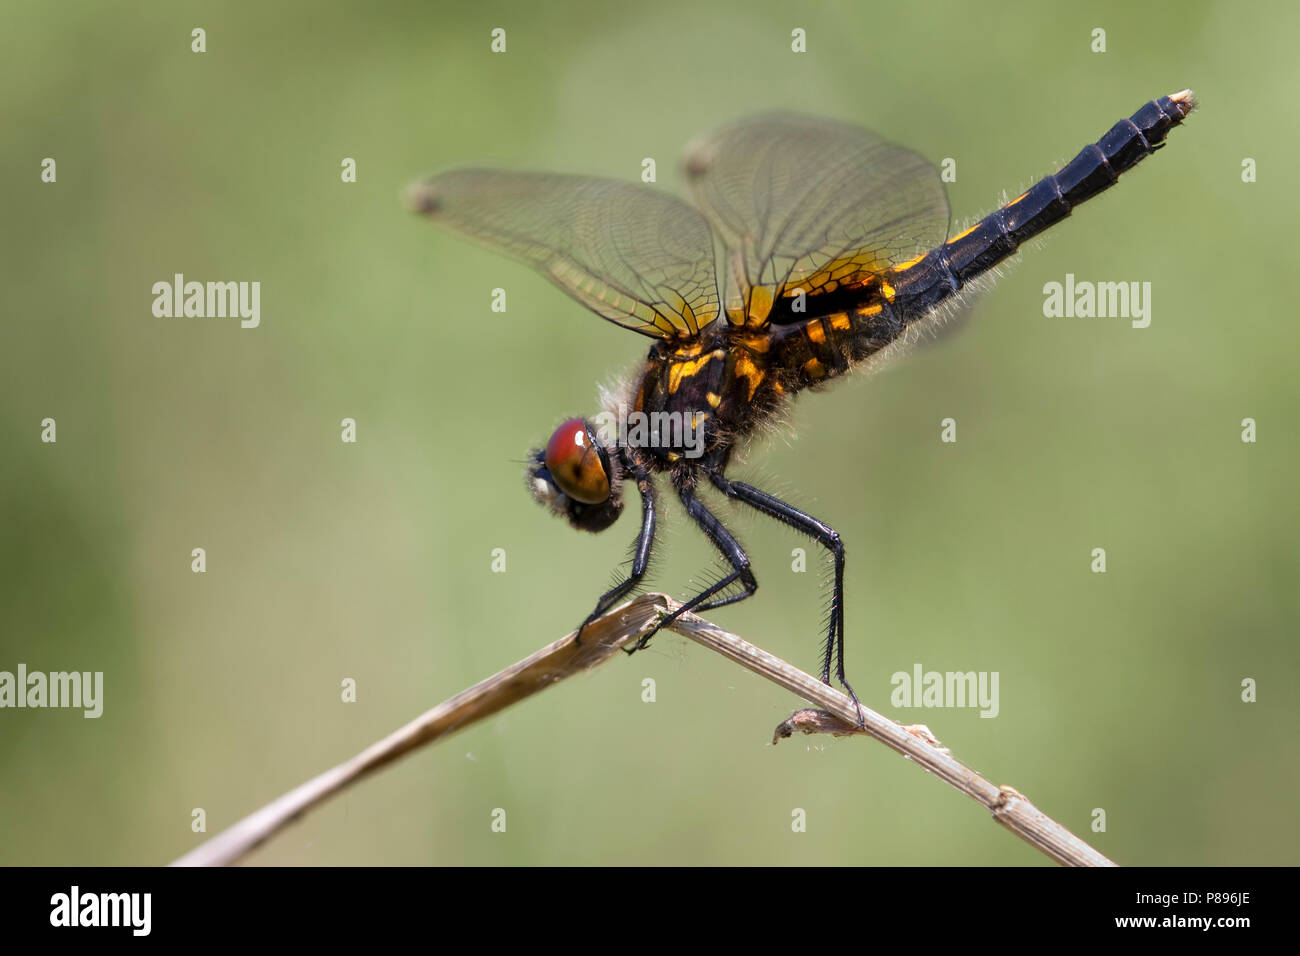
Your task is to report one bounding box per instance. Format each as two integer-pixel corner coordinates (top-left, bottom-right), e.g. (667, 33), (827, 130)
(683, 113), (949, 329)
(410, 170), (720, 340)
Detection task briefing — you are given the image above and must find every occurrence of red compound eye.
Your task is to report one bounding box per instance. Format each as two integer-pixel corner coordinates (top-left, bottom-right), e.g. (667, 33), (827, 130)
(544, 418), (611, 504)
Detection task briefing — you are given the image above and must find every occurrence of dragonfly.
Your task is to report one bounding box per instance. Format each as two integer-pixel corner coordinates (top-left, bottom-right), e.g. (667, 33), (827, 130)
(410, 90), (1194, 710)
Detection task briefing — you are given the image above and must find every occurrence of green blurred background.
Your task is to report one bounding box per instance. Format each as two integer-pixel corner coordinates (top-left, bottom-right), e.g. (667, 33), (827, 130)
(2, 0), (1296, 866)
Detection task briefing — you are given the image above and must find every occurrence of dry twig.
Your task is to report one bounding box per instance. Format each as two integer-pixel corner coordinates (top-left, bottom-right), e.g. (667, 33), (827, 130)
(172, 593), (1114, 867)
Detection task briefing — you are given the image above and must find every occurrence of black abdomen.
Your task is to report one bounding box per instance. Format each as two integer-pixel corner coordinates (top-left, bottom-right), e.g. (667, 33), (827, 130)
(890, 90), (1195, 321)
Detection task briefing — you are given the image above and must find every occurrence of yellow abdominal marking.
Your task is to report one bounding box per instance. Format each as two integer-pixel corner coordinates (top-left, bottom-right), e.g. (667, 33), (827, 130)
(804, 358), (825, 378)
(706, 392), (721, 408)
(893, 251), (926, 271)
(947, 223), (978, 244)
(806, 320), (826, 344)
(829, 312), (851, 331)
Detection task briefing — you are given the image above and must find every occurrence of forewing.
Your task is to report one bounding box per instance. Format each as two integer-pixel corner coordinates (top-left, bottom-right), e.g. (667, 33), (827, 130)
(683, 113), (949, 328)
(410, 170), (720, 340)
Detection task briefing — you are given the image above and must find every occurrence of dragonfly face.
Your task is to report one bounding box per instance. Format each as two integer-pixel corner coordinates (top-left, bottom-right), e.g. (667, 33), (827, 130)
(412, 91), (1195, 709)
(527, 417), (624, 533)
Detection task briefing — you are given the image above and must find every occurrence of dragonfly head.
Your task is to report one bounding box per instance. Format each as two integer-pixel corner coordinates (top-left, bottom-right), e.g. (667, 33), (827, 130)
(527, 417), (623, 533)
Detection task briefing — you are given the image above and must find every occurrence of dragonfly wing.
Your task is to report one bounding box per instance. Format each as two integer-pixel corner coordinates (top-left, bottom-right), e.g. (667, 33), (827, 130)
(410, 170), (720, 340)
(682, 113), (949, 328)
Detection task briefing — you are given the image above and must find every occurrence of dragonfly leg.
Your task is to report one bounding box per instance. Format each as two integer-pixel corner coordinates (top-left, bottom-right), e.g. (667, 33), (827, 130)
(625, 483), (757, 654)
(708, 473), (861, 718)
(575, 461), (656, 643)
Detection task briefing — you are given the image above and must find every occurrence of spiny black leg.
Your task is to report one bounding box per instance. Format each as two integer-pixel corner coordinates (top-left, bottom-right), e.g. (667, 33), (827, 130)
(626, 484), (757, 654)
(575, 460), (656, 643)
(693, 587), (758, 613)
(708, 473), (861, 718)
